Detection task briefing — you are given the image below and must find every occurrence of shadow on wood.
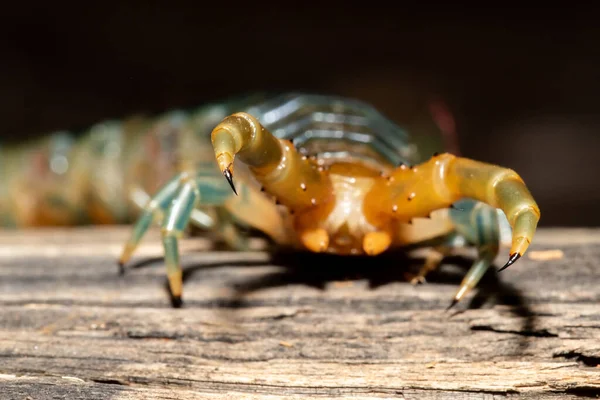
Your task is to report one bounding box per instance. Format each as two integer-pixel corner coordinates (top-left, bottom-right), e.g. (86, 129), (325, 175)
(0, 227), (598, 399)
(127, 248), (539, 351)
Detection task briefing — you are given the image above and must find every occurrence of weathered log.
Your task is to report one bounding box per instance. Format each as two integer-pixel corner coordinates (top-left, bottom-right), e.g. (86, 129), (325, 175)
(0, 227), (598, 399)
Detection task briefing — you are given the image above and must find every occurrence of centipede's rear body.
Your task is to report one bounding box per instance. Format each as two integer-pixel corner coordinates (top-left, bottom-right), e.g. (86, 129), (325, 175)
(0, 93), (442, 228)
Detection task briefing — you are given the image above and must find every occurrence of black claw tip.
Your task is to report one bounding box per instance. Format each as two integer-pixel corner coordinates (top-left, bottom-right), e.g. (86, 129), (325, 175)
(223, 168), (238, 196)
(117, 261), (125, 276)
(498, 253), (521, 272)
(171, 296), (183, 308)
(445, 298), (459, 312)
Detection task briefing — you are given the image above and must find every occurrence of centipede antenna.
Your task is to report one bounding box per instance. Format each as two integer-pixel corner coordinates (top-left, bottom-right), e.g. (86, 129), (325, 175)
(498, 253), (521, 272)
(223, 168), (238, 196)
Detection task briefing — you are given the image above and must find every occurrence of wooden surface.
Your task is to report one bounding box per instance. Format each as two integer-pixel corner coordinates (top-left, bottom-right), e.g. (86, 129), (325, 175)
(0, 227), (599, 399)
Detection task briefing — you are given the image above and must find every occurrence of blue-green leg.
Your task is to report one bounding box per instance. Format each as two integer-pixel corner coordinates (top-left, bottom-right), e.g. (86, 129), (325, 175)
(214, 208), (251, 251)
(160, 178), (200, 305)
(161, 175), (248, 304)
(119, 174), (191, 269)
(447, 199), (500, 309)
(119, 171), (234, 304)
(188, 206), (250, 251)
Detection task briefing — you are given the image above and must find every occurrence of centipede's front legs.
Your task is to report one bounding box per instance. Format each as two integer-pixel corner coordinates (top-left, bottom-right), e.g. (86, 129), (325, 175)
(211, 112), (335, 251)
(365, 153), (540, 265)
(364, 153), (540, 306)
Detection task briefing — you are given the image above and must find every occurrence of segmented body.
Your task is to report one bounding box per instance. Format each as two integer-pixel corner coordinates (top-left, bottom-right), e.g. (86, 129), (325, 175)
(0, 93), (442, 228)
(2, 93), (539, 308)
(0, 94), (260, 227)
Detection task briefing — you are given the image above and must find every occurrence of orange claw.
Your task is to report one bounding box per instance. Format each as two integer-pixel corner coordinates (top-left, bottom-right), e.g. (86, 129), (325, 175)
(364, 153), (540, 269)
(210, 112), (336, 252)
(211, 112), (334, 211)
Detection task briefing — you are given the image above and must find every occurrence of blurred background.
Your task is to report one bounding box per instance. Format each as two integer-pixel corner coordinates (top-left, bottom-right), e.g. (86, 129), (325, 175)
(1, 4), (599, 226)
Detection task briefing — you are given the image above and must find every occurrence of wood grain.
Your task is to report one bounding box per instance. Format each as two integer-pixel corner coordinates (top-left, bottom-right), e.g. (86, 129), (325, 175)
(0, 227), (598, 399)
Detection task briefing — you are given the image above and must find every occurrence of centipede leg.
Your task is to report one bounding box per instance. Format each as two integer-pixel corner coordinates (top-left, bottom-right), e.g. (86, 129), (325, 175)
(160, 178), (199, 306)
(129, 185), (215, 231)
(446, 199), (500, 309)
(210, 112), (335, 251)
(364, 153), (540, 271)
(121, 164), (293, 305)
(214, 208), (250, 251)
(410, 245), (451, 285)
(118, 174), (191, 273)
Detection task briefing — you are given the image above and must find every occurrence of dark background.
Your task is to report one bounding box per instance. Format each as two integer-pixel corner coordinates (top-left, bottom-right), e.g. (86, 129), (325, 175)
(2, 4), (599, 226)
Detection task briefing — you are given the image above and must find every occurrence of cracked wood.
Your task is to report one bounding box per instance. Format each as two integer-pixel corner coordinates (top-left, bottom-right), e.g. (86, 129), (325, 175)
(0, 227), (599, 399)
